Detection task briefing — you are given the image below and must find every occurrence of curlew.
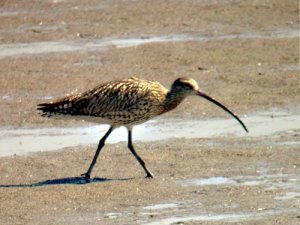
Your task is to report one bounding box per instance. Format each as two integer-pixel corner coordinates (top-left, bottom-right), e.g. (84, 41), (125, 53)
(38, 77), (248, 179)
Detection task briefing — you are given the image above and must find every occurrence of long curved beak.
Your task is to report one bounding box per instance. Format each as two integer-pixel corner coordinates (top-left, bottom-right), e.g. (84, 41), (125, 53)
(196, 90), (248, 133)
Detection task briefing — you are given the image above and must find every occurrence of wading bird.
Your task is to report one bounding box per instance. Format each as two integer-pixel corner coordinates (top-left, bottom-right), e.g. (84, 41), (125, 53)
(38, 77), (248, 179)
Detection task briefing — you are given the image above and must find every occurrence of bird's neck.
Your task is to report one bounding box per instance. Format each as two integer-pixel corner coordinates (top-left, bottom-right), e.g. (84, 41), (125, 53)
(163, 90), (186, 112)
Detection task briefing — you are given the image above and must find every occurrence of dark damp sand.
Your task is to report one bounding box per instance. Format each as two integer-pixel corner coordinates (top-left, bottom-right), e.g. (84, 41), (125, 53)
(0, 0), (299, 224)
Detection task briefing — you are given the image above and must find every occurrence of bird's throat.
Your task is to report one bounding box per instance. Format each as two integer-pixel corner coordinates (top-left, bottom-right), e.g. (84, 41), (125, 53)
(164, 91), (186, 112)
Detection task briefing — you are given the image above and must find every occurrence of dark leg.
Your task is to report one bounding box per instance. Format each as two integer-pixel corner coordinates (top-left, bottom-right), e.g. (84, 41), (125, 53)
(128, 128), (153, 178)
(81, 126), (114, 180)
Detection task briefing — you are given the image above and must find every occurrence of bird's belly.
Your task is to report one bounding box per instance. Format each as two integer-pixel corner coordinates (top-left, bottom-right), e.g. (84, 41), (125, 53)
(102, 114), (153, 126)
(42, 109), (159, 127)
(55, 114), (149, 126)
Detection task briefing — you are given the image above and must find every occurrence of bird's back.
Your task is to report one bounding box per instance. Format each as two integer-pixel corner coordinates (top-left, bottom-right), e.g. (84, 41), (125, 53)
(38, 77), (168, 126)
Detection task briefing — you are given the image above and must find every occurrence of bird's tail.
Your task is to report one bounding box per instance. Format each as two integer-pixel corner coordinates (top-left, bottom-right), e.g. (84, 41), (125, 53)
(37, 98), (73, 117)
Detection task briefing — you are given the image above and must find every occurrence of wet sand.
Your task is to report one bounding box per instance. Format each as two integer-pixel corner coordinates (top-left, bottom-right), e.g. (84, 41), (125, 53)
(0, 0), (300, 224)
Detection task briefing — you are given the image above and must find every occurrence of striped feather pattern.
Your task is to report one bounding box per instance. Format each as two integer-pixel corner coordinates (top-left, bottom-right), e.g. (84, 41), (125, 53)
(37, 77), (171, 125)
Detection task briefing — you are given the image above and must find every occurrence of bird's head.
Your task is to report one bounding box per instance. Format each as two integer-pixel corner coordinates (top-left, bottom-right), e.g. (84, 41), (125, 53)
(171, 77), (249, 133)
(171, 77), (199, 96)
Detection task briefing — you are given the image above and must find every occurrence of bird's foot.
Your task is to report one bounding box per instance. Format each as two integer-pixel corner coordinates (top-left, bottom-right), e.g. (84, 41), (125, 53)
(145, 171), (154, 178)
(81, 172), (91, 181)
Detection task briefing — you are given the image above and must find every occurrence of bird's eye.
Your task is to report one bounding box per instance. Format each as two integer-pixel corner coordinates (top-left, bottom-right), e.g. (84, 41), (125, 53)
(182, 83), (192, 89)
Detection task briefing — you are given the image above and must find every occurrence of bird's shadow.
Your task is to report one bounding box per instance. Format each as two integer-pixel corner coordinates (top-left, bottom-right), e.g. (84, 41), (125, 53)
(0, 176), (132, 188)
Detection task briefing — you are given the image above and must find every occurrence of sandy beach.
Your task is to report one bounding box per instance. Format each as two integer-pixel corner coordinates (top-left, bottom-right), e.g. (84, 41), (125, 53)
(0, 0), (299, 224)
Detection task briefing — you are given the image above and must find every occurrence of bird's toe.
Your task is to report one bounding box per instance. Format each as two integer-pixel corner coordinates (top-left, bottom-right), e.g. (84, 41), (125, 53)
(81, 172), (91, 180)
(145, 172), (154, 179)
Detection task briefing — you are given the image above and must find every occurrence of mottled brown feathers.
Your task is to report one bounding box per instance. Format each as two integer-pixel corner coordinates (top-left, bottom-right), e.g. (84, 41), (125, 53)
(38, 77), (175, 125)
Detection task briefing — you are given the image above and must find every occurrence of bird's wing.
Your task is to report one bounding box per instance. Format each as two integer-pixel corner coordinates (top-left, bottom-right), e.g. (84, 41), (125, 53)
(37, 77), (166, 117)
